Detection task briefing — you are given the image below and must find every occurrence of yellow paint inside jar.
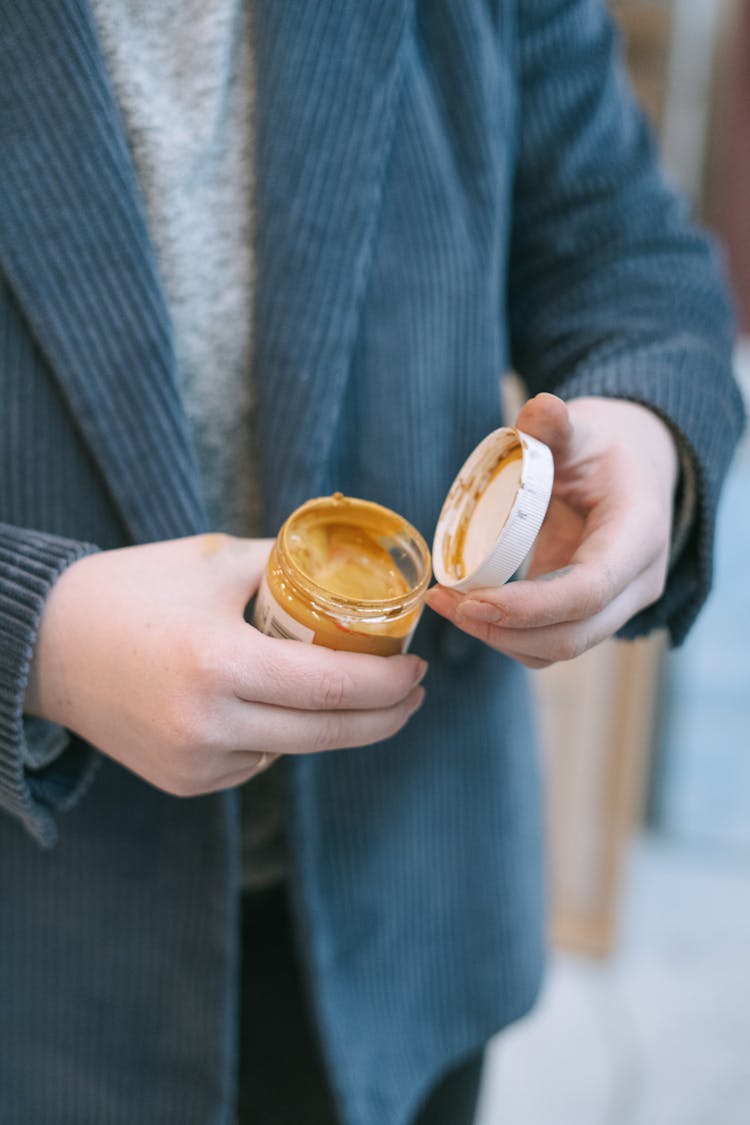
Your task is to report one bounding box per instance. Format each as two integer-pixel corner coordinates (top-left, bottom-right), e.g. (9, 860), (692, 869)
(254, 493), (431, 656)
(286, 522), (411, 602)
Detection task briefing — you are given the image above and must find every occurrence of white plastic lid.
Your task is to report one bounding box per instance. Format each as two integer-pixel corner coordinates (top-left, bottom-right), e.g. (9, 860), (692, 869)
(432, 427), (554, 592)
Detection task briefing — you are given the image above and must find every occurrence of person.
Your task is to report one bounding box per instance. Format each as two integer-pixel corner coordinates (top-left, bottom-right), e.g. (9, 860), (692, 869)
(0, 1), (744, 1123)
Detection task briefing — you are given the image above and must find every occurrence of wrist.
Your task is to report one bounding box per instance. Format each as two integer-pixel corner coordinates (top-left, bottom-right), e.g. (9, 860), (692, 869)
(23, 552), (94, 725)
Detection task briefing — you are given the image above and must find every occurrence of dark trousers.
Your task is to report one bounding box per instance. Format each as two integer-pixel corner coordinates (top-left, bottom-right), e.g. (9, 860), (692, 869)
(237, 886), (484, 1125)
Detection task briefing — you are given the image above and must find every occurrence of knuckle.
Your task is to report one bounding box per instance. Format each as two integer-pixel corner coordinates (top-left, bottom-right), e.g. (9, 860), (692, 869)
(472, 620), (498, 646)
(553, 632), (586, 663)
(310, 714), (345, 754)
(250, 638), (284, 691)
(315, 667), (351, 711)
(166, 704), (200, 748)
(185, 632), (227, 688)
(165, 695), (217, 753)
(255, 639), (309, 703)
(517, 609), (540, 630)
(585, 570), (616, 617)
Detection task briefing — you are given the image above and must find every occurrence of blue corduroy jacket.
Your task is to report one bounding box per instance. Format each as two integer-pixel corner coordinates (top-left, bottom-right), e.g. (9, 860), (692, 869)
(0, 2), (744, 1123)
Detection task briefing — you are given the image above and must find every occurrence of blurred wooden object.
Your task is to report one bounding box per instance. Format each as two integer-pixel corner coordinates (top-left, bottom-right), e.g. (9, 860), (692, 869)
(535, 635), (667, 956)
(704, 1), (750, 331)
(610, 0), (673, 132)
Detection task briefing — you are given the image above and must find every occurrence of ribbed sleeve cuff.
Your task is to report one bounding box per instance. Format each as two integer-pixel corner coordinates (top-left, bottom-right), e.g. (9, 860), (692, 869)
(0, 524), (100, 846)
(556, 345), (746, 645)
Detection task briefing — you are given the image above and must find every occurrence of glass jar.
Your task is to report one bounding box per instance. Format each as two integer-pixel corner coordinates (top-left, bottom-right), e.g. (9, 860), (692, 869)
(253, 493), (432, 656)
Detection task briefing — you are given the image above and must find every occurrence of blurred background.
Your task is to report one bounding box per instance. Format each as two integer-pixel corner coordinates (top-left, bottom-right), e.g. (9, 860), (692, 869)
(478, 2), (750, 1122)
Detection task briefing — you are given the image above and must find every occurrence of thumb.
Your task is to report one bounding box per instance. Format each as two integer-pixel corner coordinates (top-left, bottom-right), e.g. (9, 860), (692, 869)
(206, 534), (275, 605)
(514, 393), (574, 466)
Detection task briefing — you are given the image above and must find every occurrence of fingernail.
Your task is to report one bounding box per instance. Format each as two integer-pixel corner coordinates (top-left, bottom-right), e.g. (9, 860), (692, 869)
(407, 685), (426, 715)
(425, 587), (459, 613)
(413, 659), (429, 684)
(456, 599), (502, 624)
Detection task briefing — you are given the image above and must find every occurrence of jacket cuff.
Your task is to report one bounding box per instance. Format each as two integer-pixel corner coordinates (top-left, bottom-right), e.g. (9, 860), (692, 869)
(666, 424), (698, 570)
(0, 525), (100, 846)
(556, 346), (746, 645)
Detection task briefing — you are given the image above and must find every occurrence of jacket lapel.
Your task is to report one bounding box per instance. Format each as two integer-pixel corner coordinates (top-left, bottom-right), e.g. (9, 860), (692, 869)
(0, 0), (206, 544)
(253, 1), (412, 530)
(0, 0), (412, 542)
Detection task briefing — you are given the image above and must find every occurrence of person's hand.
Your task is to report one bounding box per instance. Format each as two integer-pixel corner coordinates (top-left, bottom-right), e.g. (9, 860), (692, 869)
(426, 393), (679, 668)
(23, 535), (427, 795)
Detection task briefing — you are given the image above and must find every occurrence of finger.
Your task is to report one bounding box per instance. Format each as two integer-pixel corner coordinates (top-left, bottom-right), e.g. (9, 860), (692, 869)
(434, 563), (663, 666)
(428, 570), (628, 632)
(428, 500), (664, 631)
(514, 393), (576, 465)
(460, 553), (624, 629)
(224, 685), (426, 756)
(204, 534), (275, 605)
(231, 630), (428, 711)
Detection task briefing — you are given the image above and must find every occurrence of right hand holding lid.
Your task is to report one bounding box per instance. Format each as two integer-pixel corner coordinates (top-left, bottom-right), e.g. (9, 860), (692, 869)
(425, 393), (679, 668)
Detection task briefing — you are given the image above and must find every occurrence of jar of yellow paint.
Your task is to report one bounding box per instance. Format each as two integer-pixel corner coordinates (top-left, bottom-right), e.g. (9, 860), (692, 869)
(253, 492), (431, 656)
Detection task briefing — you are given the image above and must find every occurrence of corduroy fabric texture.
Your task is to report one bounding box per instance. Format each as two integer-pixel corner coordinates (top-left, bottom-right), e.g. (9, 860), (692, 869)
(0, 2), (744, 1124)
(0, 524), (99, 843)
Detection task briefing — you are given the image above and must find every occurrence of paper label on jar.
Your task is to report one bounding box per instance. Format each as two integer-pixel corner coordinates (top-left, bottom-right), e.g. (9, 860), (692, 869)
(253, 574), (315, 643)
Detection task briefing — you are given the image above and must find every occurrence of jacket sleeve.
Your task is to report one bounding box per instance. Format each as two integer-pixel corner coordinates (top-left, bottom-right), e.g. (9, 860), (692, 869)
(507, 0), (745, 644)
(0, 522), (100, 846)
